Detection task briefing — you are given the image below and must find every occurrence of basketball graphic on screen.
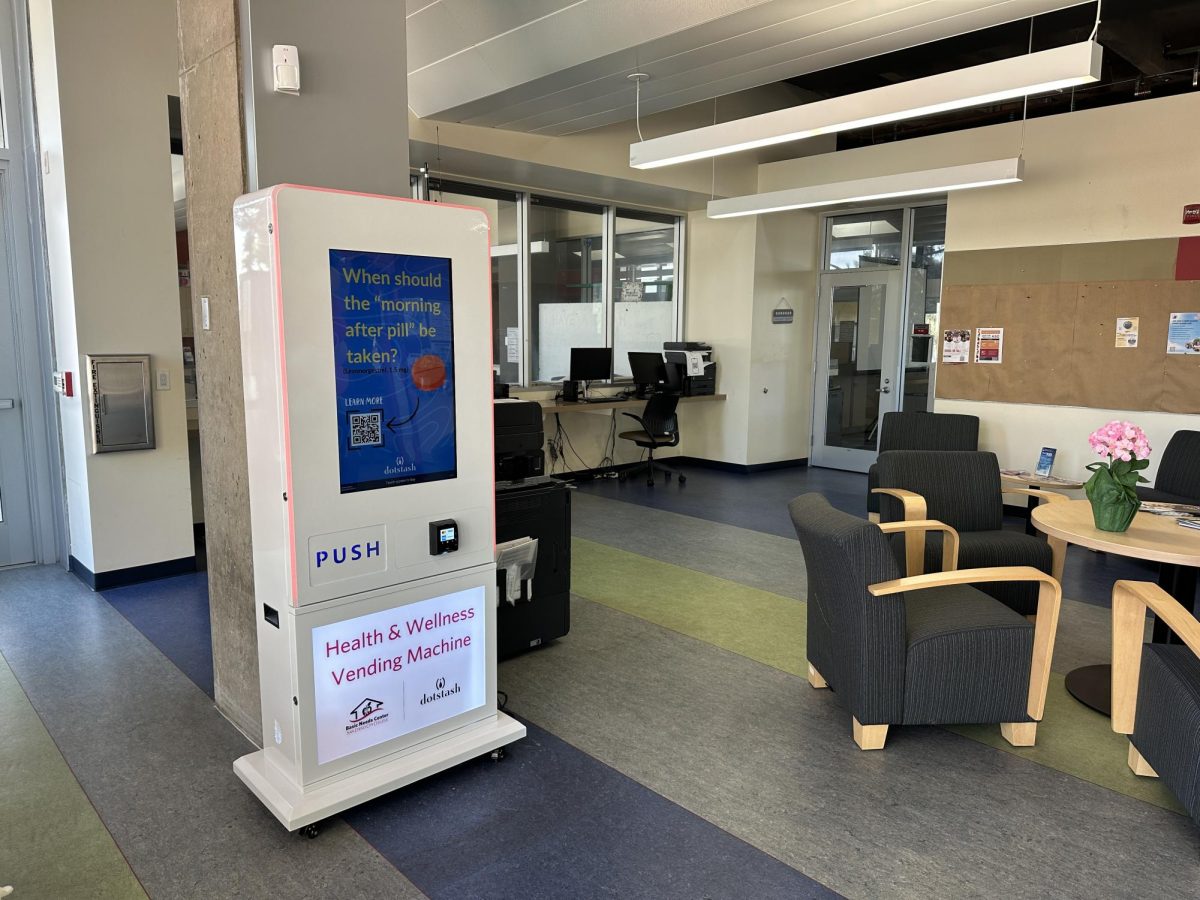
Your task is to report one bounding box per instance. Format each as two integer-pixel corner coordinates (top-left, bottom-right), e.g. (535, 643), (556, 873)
(411, 354), (447, 391)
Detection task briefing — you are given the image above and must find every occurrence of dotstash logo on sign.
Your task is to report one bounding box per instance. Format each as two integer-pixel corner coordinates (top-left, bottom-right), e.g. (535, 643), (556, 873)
(311, 586), (486, 765)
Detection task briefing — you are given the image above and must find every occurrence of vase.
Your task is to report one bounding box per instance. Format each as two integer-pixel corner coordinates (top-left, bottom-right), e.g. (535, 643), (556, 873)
(1088, 493), (1140, 532)
(1084, 466), (1141, 533)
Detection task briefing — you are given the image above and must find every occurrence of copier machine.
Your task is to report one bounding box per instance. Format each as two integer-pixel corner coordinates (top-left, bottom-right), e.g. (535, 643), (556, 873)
(664, 341), (716, 396)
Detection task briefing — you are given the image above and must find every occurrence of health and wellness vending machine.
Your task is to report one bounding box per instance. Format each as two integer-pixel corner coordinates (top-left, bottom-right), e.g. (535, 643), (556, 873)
(232, 184), (524, 832)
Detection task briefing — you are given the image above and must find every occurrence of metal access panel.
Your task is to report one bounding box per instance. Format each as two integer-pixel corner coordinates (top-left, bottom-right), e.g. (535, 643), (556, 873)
(85, 354), (155, 453)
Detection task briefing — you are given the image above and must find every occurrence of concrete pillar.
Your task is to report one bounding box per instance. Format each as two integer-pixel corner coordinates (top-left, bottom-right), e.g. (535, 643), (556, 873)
(177, 0), (409, 741)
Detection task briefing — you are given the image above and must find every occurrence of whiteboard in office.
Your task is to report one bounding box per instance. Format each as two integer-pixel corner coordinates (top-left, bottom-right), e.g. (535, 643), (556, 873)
(613, 301), (674, 377)
(537, 303), (605, 381)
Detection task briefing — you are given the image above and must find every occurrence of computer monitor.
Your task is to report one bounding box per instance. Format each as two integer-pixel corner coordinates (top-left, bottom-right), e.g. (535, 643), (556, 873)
(628, 351), (667, 388)
(569, 347), (613, 383)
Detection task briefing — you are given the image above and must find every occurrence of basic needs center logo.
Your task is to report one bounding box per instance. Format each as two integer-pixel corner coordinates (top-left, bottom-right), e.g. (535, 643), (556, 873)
(420, 676), (462, 706)
(347, 696), (388, 734)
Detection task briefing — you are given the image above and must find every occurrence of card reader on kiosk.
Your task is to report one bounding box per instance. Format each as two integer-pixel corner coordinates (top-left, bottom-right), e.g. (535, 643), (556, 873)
(232, 185), (524, 833)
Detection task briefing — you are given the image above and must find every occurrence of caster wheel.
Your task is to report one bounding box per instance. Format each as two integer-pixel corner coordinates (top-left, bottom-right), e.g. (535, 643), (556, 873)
(664, 472), (672, 481)
(300, 823), (320, 840)
(490, 747), (506, 761)
(646, 479), (655, 487)
(678, 475), (687, 485)
(618, 473), (626, 483)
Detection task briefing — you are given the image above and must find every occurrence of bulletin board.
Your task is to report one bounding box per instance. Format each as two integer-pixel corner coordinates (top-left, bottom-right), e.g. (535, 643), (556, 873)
(936, 279), (1200, 414)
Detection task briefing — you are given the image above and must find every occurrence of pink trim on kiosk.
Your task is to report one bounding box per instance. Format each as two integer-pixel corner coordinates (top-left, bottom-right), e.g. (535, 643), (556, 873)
(266, 184), (498, 604)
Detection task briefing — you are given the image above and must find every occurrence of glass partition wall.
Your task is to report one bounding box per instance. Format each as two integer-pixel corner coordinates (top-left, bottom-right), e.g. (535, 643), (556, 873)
(428, 180), (521, 383)
(612, 209), (678, 378)
(529, 196), (606, 382)
(424, 178), (683, 386)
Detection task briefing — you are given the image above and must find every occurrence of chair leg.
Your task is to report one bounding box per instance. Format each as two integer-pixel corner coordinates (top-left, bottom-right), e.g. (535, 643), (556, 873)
(1127, 741), (1158, 777)
(852, 717), (888, 750)
(1000, 722), (1037, 747)
(807, 663), (828, 689)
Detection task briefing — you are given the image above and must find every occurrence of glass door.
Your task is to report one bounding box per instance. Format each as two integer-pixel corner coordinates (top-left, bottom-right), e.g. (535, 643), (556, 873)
(811, 269), (904, 472)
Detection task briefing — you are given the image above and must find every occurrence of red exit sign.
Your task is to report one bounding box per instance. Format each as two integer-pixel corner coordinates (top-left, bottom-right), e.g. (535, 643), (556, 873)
(1185, 203), (1200, 225)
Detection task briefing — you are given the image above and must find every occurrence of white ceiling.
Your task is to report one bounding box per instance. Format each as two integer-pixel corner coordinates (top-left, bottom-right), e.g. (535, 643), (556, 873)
(406, 0), (1085, 136)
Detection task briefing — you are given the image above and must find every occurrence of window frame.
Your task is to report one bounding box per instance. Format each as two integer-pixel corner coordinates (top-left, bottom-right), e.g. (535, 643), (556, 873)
(420, 175), (685, 387)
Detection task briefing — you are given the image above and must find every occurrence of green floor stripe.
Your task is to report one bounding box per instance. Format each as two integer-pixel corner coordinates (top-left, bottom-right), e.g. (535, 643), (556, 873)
(572, 537), (807, 677)
(572, 536), (1183, 814)
(0, 652), (147, 899)
(951, 676), (1184, 813)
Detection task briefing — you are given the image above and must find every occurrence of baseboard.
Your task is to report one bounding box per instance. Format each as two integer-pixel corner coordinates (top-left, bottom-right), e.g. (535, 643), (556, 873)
(69, 554), (198, 591)
(674, 456), (808, 474)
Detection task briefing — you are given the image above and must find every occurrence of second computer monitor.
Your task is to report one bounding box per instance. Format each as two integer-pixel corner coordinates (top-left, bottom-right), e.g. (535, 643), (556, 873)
(569, 347), (613, 383)
(628, 351), (667, 387)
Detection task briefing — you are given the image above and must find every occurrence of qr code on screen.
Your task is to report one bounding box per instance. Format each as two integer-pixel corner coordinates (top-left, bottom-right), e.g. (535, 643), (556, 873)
(349, 412), (383, 448)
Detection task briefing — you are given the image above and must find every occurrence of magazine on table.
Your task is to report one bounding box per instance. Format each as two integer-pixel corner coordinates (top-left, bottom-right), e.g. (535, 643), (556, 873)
(1141, 501), (1200, 518)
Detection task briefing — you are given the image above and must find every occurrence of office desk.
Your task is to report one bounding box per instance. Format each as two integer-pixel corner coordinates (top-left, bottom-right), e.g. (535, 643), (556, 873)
(539, 394), (726, 414)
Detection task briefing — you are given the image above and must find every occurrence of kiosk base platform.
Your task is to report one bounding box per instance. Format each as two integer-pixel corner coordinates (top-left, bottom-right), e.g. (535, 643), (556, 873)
(234, 713), (525, 831)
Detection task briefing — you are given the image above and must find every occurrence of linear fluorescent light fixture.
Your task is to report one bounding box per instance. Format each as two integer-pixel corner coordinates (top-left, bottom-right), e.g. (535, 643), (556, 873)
(707, 158), (1024, 219)
(631, 41), (1101, 170)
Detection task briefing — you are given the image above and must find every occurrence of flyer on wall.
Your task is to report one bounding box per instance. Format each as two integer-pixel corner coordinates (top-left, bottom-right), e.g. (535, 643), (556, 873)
(329, 249), (457, 494)
(942, 328), (970, 364)
(975, 327), (1004, 364)
(1166, 312), (1200, 354)
(1115, 316), (1139, 348)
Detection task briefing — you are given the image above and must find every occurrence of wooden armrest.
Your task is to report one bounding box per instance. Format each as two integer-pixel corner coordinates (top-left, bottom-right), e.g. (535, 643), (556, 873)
(1007, 487), (1068, 503)
(868, 566), (1057, 596)
(871, 489), (929, 574)
(876, 519), (959, 575)
(1112, 581), (1200, 734)
(870, 566), (1061, 721)
(871, 488), (927, 520)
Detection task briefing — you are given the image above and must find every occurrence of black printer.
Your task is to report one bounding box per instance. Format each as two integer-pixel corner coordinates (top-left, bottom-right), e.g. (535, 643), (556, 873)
(663, 341), (716, 396)
(493, 399), (545, 481)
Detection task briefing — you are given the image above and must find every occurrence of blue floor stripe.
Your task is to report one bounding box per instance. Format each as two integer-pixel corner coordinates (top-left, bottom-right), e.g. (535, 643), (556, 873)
(102, 573), (215, 697)
(98, 571), (838, 898)
(345, 715), (839, 900)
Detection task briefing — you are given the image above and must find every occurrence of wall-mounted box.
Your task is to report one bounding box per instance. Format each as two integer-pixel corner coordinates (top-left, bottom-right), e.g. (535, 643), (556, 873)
(85, 354), (155, 453)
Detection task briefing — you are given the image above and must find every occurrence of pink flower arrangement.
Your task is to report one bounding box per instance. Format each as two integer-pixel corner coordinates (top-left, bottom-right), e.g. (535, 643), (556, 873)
(1088, 420), (1151, 463)
(1084, 421), (1151, 531)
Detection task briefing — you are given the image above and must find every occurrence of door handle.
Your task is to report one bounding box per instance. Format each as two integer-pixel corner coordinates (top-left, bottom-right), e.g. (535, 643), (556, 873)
(0, 398), (14, 409)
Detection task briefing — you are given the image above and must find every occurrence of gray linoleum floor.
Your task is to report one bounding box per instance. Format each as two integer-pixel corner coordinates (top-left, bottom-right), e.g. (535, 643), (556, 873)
(1, 488), (1195, 899)
(0, 565), (426, 900)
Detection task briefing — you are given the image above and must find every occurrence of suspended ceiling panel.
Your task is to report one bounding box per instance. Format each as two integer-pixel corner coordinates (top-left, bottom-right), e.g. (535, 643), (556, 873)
(407, 0), (1084, 135)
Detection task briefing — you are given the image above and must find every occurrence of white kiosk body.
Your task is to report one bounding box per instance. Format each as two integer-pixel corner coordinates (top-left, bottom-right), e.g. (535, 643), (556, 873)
(232, 184), (524, 831)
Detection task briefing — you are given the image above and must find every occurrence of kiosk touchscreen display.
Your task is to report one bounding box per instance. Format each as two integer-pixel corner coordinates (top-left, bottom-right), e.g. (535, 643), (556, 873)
(330, 249), (457, 493)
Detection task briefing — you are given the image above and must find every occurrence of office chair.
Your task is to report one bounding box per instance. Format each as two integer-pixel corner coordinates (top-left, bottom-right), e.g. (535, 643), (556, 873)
(618, 393), (685, 487)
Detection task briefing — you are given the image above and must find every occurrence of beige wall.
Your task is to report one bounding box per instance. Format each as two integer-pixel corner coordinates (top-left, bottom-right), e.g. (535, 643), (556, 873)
(761, 92), (1200, 475)
(30, 0), (194, 573)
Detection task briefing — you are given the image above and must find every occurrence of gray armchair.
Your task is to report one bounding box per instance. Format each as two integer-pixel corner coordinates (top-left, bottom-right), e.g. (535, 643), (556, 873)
(1112, 581), (1200, 827)
(874, 450), (1066, 618)
(789, 493), (1061, 750)
(1137, 430), (1200, 505)
(866, 412), (979, 516)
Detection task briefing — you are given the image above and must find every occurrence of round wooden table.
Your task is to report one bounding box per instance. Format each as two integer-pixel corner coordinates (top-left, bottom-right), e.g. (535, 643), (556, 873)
(1031, 499), (1200, 715)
